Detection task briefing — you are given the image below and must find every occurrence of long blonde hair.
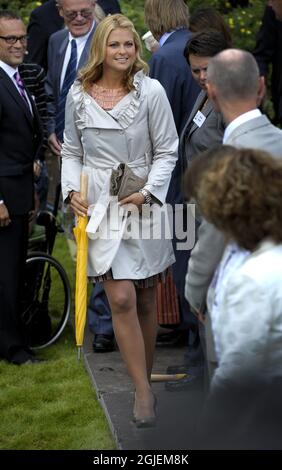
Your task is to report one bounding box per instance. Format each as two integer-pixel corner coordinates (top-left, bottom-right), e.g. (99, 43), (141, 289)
(79, 14), (148, 92)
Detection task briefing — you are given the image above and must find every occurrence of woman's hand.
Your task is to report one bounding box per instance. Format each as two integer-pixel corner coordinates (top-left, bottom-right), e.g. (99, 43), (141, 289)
(48, 133), (62, 156)
(70, 191), (89, 217)
(119, 192), (145, 210)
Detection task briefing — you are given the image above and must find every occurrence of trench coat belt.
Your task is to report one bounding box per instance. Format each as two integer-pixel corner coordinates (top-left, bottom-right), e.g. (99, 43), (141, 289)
(83, 153), (151, 171)
(85, 154), (150, 238)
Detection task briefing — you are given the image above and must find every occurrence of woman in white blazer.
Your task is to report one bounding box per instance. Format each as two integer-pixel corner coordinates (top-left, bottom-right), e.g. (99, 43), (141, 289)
(186, 146), (282, 448)
(61, 14), (178, 427)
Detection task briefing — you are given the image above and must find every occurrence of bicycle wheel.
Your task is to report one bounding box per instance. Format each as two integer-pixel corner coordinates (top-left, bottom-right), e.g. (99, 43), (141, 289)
(22, 251), (71, 349)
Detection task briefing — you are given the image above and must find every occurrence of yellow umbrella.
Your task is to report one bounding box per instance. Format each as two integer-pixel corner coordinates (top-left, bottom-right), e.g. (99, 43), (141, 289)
(73, 173), (88, 359)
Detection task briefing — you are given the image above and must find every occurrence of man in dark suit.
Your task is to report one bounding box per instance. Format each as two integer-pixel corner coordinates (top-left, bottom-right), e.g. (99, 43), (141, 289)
(253, 5), (282, 126)
(26, 0), (64, 71)
(0, 10), (43, 364)
(144, 0), (200, 362)
(46, 0), (98, 153)
(97, 0), (121, 15)
(26, 0), (121, 71)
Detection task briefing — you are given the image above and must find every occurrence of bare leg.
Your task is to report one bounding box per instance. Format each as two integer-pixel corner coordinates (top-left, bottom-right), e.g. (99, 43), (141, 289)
(136, 285), (158, 381)
(103, 280), (155, 421)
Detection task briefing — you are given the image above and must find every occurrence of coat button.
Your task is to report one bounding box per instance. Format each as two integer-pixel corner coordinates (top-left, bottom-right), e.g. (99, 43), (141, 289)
(85, 98), (91, 105)
(119, 130), (124, 134)
(95, 129), (100, 134)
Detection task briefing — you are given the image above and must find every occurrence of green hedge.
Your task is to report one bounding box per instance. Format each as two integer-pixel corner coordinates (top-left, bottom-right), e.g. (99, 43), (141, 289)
(0, 0), (266, 50)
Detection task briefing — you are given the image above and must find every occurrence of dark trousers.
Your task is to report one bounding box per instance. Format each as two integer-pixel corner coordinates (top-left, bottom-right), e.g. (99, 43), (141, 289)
(88, 283), (113, 337)
(0, 214), (31, 363)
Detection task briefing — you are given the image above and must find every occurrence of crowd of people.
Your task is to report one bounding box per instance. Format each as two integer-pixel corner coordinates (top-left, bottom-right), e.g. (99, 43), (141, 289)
(1, 0), (282, 447)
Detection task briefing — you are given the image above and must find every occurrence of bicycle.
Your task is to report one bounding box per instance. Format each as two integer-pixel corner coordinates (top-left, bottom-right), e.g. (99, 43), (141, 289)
(22, 183), (71, 349)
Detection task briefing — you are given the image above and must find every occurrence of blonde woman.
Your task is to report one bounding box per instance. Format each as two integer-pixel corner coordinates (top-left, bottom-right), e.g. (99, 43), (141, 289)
(61, 14), (178, 426)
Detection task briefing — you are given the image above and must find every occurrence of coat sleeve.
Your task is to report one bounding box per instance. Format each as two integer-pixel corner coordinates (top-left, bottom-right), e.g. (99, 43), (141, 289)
(26, 10), (47, 69)
(144, 79), (178, 204)
(61, 90), (84, 201)
(211, 273), (271, 390)
(149, 53), (198, 134)
(185, 218), (226, 311)
(253, 6), (276, 77)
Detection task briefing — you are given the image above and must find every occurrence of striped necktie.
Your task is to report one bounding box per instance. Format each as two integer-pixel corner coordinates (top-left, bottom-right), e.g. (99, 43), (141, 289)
(55, 39), (77, 142)
(14, 71), (30, 109)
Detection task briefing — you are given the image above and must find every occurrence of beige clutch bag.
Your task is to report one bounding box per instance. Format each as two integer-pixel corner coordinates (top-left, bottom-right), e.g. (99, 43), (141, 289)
(110, 163), (147, 201)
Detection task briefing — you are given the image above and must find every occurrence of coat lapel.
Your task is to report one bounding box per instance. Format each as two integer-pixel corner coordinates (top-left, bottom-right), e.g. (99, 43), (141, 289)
(56, 33), (69, 96)
(0, 68), (34, 127)
(188, 92), (213, 138)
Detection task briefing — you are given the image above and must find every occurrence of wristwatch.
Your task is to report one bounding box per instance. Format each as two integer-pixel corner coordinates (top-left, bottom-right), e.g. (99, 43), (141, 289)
(139, 188), (152, 204)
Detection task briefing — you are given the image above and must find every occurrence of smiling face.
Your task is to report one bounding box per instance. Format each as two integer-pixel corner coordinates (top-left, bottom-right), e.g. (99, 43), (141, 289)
(103, 28), (137, 77)
(58, 0), (95, 37)
(0, 18), (27, 68)
(189, 54), (210, 90)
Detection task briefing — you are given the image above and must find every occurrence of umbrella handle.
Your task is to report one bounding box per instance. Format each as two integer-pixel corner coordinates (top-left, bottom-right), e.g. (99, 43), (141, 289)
(80, 172), (88, 202)
(150, 373), (187, 382)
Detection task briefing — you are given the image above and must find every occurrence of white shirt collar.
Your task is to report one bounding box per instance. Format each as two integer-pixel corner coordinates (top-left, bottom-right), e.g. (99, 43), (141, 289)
(223, 109), (262, 143)
(159, 31), (175, 47)
(0, 60), (18, 79)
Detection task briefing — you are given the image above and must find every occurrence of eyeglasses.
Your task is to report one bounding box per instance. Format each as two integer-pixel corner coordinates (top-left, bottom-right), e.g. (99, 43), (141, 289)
(0, 35), (28, 45)
(62, 9), (94, 21)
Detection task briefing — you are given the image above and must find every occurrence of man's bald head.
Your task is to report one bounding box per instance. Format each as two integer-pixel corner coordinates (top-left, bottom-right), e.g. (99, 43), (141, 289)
(207, 49), (260, 102)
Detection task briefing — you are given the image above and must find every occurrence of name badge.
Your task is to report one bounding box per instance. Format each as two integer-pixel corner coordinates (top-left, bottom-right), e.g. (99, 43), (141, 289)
(193, 110), (206, 128)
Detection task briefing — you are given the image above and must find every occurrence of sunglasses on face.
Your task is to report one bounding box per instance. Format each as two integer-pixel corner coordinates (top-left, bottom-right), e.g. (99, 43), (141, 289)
(62, 9), (94, 21)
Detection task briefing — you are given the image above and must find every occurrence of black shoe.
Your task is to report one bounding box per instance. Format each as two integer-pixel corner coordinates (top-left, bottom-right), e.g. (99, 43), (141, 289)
(156, 330), (187, 347)
(22, 357), (46, 365)
(12, 355), (46, 365)
(165, 374), (203, 392)
(93, 334), (115, 353)
(166, 364), (204, 376)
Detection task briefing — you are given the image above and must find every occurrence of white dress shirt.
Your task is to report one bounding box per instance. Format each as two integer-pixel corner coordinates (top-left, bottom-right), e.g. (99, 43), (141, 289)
(60, 21), (95, 90)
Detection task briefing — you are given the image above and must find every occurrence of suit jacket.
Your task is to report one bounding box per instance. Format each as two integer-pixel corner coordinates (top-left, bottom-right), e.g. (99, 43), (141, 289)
(45, 27), (96, 136)
(19, 62), (48, 160)
(98, 0), (121, 14)
(149, 29), (200, 205)
(149, 29), (200, 135)
(185, 114), (282, 312)
(179, 90), (225, 171)
(27, 0), (64, 71)
(253, 6), (282, 124)
(26, 1), (121, 72)
(0, 67), (43, 215)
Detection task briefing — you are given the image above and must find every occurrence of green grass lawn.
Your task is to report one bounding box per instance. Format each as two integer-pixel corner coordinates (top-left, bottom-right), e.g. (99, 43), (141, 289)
(0, 234), (115, 450)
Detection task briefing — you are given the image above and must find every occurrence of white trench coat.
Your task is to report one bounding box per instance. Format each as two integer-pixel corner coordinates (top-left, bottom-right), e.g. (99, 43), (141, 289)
(61, 71), (179, 278)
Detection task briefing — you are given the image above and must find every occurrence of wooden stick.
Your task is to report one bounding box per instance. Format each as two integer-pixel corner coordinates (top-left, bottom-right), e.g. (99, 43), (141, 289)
(150, 373), (187, 382)
(80, 172), (88, 202)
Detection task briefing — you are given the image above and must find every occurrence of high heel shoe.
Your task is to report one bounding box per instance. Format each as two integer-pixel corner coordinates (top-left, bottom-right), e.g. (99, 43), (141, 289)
(133, 392), (157, 428)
